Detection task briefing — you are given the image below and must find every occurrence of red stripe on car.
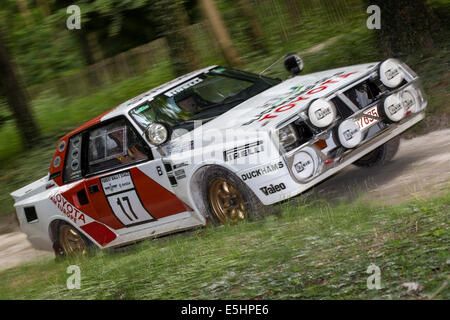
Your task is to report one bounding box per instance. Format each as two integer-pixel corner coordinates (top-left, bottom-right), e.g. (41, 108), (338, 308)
(80, 221), (117, 246)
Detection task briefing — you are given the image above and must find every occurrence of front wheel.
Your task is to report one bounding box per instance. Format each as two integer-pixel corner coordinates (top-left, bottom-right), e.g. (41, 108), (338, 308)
(202, 167), (264, 225)
(353, 136), (400, 168)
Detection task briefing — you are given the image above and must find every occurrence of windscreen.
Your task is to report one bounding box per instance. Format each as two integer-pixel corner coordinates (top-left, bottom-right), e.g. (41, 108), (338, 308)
(130, 67), (280, 136)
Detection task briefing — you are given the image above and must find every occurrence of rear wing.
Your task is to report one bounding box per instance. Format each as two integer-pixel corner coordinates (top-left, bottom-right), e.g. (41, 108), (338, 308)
(10, 174), (50, 203)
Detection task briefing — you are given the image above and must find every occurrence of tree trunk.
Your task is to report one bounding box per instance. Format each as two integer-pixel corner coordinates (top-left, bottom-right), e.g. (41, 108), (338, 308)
(366, 0), (439, 57)
(199, 0), (242, 67)
(0, 28), (40, 148)
(236, 0), (268, 53)
(36, 0), (51, 17)
(165, 2), (201, 75)
(16, 0), (33, 26)
(284, 0), (301, 26)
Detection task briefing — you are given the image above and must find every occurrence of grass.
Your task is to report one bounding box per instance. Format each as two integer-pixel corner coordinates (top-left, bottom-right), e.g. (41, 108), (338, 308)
(0, 191), (448, 299)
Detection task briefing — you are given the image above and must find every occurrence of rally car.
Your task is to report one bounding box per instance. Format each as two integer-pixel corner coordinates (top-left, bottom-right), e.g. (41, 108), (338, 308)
(11, 56), (427, 256)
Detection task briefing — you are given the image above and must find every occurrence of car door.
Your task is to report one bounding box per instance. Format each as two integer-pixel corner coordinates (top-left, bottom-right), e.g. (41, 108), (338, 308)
(81, 117), (189, 230)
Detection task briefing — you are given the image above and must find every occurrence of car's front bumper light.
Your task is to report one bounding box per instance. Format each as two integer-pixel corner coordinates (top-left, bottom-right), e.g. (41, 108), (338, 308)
(379, 58), (404, 88)
(277, 123), (299, 152)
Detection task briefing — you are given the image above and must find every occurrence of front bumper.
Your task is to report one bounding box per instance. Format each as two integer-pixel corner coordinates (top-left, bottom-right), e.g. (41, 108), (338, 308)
(242, 111), (425, 205)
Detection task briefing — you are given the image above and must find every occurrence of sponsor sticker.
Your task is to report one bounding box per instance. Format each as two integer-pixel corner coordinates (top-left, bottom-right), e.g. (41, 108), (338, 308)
(50, 193), (87, 225)
(241, 161), (284, 181)
(223, 141), (264, 162)
(243, 71), (358, 125)
(174, 169), (186, 180)
(260, 183), (286, 196)
(294, 160), (311, 173)
(100, 171), (134, 196)
(165, 77), (203, 98)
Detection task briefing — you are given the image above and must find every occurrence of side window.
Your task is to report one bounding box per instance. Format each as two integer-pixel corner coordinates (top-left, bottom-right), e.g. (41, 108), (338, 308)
(63, 133), (83, 183)
(87, 119), (149, 174)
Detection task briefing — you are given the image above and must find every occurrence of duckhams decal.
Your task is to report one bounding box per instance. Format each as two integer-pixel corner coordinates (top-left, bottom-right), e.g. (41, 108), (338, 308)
(241, 161), (284, 181)
(243, 71), (358, 125)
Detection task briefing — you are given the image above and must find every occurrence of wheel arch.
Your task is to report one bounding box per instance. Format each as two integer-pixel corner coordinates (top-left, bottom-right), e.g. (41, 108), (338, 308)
(188, 163), (241, 220)
(48, 217), (98, 249)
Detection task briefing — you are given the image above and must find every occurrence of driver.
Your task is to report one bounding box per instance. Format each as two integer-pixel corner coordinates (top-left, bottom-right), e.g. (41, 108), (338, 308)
(107, 126), (147, 164)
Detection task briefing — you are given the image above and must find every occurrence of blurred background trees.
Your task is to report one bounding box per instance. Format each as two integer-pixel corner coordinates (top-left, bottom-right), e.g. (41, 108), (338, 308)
(0, 27), (40, 148)
(366, 0), (443, 57)
(0, 0), (447, 157)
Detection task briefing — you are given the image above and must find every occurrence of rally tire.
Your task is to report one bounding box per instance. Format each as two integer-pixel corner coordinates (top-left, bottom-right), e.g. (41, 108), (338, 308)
(353, 136), (400, 168)
(57, 222), (92, 257)
(202, 167), (265, 226)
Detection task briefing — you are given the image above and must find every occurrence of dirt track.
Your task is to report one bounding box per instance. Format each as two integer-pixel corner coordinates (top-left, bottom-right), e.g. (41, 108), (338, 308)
(0, 129), (449, 272)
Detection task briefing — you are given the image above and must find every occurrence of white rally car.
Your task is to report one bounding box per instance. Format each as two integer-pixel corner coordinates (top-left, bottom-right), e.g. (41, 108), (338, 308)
(11, 56), (427, 256)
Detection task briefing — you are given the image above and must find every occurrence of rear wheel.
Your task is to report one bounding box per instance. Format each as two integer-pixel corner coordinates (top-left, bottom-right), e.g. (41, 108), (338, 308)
(203, 167), (263, 225)
(58, 223), (89, 256)
(353, 136), (400, 168)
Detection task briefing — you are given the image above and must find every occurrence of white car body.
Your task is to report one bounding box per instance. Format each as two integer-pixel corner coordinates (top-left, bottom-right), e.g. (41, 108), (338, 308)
(11, 60), (427, 253)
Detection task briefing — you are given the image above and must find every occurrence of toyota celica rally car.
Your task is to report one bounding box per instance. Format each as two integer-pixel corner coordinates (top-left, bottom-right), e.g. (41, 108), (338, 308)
(11, 56), (427, 256)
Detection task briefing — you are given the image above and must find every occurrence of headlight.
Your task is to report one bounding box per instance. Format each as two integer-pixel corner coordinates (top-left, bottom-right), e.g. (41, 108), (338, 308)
(277, 124), (299, 151)
(338, 119), (363, 148)
(379, 59), (404, 88)
(291, 148), (317, 181)
(145, 122), (170, 145)
(383, 94), (405, 122)
(401, 90), (417, 114)
(308, 99), (337, 128)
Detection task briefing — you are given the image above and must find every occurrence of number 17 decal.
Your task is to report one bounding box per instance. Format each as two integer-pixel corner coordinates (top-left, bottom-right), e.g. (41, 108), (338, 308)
(116, 196), (137, 221)
(101, 171), (155, 226)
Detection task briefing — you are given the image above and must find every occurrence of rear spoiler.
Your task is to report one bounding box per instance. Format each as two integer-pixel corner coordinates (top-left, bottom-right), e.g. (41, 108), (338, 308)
(10, 174), (50, 203)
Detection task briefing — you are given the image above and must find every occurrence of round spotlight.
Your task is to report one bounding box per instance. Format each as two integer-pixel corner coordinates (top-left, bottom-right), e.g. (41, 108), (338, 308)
(145, 122), (170, 145)
(379, 59), (404, 88)
(401, 89), (418, 114)
(291, 149), (317, 181)
(383, 94), (405, 122)
(338, 119), (363, 149)
(308, 99), (337, 128)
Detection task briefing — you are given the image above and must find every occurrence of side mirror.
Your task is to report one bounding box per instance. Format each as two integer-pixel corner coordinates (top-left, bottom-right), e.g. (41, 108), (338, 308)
(284, 54), (304, 76)
(145, 122), (171, 146)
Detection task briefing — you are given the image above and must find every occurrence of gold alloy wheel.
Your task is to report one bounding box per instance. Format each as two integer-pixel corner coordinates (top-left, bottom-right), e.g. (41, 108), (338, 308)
(59, 225), (87, 255)
(209, 178), (247, 224)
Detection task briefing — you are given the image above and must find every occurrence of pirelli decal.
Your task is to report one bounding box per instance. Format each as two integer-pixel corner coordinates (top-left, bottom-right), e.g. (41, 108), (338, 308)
(223, 141), (264, 162)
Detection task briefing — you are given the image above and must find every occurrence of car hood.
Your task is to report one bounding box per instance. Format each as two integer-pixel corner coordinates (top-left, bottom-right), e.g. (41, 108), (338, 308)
(201, 62), (378, 132)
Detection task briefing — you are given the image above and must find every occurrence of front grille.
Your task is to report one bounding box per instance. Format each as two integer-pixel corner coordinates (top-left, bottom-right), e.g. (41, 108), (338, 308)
(293, 121), (313, 144)
(331, 97), (354, 119)
(344, 79), (382, 109)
